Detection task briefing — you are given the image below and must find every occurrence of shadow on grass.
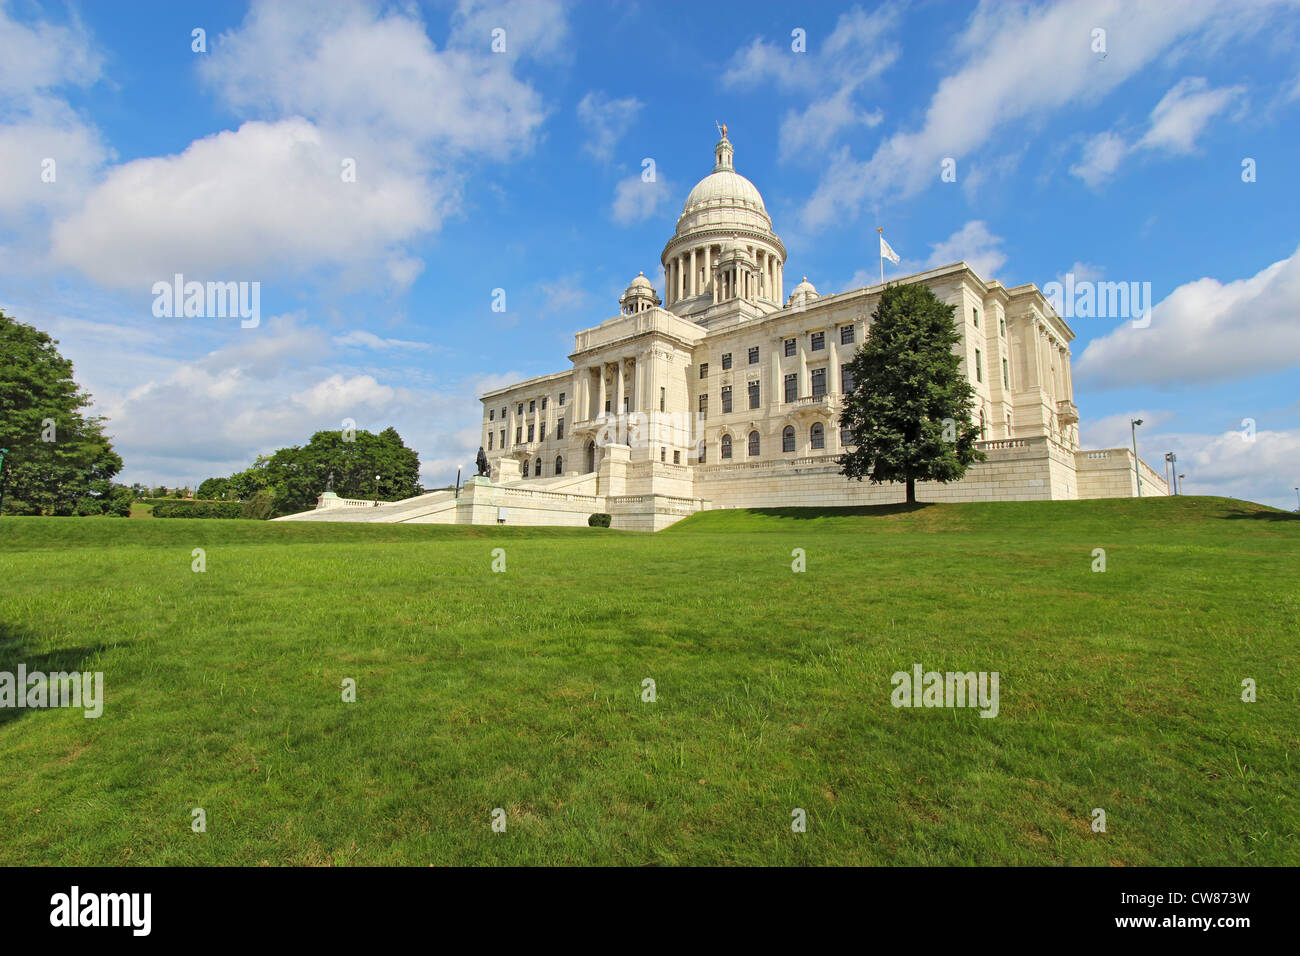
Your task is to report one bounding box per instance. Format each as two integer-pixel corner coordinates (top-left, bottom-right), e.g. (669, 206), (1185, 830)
(745, 502), (936, 520)
(0, 623), (123, 727)
(1219, 508), (1300, 522)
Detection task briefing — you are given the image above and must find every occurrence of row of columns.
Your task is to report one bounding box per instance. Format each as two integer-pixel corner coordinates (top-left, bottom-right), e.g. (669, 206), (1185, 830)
(664, 244), (783, 307)
(575, 353), (666, 421)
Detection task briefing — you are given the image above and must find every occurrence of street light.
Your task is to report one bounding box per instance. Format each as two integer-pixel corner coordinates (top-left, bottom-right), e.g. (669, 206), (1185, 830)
(374, 474), (381, 506)
(1294, 486), (1299, 512)
(1178, 474), (1185, 496)
(1130, 418), (1144, 498)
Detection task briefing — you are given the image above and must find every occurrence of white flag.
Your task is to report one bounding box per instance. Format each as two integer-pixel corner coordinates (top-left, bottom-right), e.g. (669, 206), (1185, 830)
(879, 233), (901, 264)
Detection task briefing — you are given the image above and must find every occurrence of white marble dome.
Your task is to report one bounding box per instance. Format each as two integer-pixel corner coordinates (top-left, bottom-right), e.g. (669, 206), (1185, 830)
(682, 168), (768, 218)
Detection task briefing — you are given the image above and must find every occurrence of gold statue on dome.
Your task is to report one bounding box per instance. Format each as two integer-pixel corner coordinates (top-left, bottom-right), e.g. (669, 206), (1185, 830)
(716, 120), (728, 140)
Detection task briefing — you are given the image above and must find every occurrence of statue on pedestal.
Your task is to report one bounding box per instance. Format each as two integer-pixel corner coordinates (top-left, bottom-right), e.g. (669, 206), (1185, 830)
(325, 470), (334, 492)
(476, 447), (489, 477)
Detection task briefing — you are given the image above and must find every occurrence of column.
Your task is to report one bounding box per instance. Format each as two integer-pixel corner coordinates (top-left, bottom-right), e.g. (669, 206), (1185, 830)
(677, 256), (685, 302)
(704, 245), (712, 299)
(829, 334), (840, 394)
(690, 248), (698, 297)
(777, 260), (784, 303)
(798, 336), (808, 398)
(533, 398), (540, 443)
(596, 364), (607, 417)
(507, 402), (515, 448)
(615, 358), (625, 414)
(631, 357), (640, 412)
(771, 336), (782, 404)
(1063, 348), (1073, 402)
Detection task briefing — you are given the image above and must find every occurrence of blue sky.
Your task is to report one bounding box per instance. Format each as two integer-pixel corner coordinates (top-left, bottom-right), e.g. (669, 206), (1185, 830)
(2, 0), (1299, 507)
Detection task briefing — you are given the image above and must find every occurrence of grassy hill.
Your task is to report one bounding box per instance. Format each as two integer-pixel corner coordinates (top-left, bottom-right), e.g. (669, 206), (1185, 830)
(0, 497), (1295, 865)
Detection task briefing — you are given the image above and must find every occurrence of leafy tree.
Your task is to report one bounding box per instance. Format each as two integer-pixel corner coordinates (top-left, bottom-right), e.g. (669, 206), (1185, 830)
(839, 282), (985, 503)
(196, 477), (230, 500)
(0, 311), (122, 515)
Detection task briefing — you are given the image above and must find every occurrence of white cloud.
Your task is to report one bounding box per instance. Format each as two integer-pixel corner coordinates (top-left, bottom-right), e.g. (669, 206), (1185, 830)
(51, 118), (438, 290)
(924, 221), (1008, 279)
(800, 0), (1240, 228)
(724, 6), (899, 163)
(0, 6), (102, 96)
(1069, 130), (1128, 188)
(1070, 77), (1244, 187)
(46, 0), (564, 292)
(1137, 77), (1244, 154)
(333, 330), (435, 351)
(1076, 244), (1300, 388)
(611, 173), (673, 225)
(537, 274), (589, 314)
(447, 0), (571, 64)
(577, 91), (642, 161)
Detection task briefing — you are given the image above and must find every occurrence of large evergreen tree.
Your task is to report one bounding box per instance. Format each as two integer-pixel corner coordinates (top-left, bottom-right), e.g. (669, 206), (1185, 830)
(0, 311), (123, 515)
(839, 282), (984, 503)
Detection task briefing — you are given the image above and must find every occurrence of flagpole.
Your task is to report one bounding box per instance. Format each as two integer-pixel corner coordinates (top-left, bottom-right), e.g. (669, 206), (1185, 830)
(877, 227), (884, 285)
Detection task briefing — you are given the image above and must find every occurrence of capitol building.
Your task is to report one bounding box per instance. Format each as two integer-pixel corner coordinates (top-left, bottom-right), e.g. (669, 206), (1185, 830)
(285, 131), (1167, 530)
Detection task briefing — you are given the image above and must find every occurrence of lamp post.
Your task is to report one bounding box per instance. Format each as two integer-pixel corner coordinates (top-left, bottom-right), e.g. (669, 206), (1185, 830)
(1294, 486), (1299, 512)
(1130, 418), (1144, 497)
(0, 448), (8, 515)
(374, 474), (381, 506)
(1178, 474), (1185, 495)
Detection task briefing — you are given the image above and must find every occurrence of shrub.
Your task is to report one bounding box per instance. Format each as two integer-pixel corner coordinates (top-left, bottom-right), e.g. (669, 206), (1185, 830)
(587, 513), (612, 528)
(152, 500), (246, 519)
(242, 489), (277, 521)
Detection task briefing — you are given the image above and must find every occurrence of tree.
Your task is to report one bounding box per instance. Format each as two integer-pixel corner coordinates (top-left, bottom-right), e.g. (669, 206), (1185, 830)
(0, 311), (123, 515)
(196, 477), (230, 500)
(218, 427), (422, 515)
(839, 282), (985, 503)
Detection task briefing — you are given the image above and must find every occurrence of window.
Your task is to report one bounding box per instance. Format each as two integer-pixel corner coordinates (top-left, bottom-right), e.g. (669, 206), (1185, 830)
(555, 456), (563, 475)
(699, 443), (706, 463)
(604, 399), (611, 413)
(782, 425), (795, 453)
(699, 362), (708, 379)
(541, 397), (548, 410)
(535, 458), (542, 476)
(999, 315), (1006, 338)
(840, 426), (852, 447)
(488, 432), (494, 450)
(748, 346), (760, 365)
(811, 368), (826, 397)
(556, 419), (565, 440)
(721, 385), (732, 413)
(489, 409), (495, 421)
(748, 381), (760, 409)
(499, 430), (505, 448)
(673, 450), (681, 464)
(501, 407), (507, 420)
(721, 434), (733, 459)
(811, 331), (825, 351)
(841, 367), (855, 394)
(722, 352), (732, 370)
(810, 422), (825, 450)
(659, 387), (666, 412)
(559, 392), (566, 406)
(748, 431), (760, 456)
(840, 324), (855, 345)
(699, 394), (708, 417)
(784, 338), (796, 357)
(975, 349), (983, 383)
(517, 403), (523, 416)
(660, 447), (666, 462)
(539, 424), (546, 441)
(515, 426), (522, 444)
(784, 373), (797, 403)
(527, 424), (535, 442)
(529, 400), (536, 413)
(1002, 358), (1009, 389)
(522, 458), (529, 476)
(973, 307), (980, 328)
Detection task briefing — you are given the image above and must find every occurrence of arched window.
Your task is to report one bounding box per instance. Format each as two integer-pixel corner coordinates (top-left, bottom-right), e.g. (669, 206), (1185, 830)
(534, 457), (542, 476)
(555, 455), (563, 475)
(782, 425), (795, 453)
(810, 422), (825, 450)
(522, 458), (530, 477)
(748, 431), (760, 456)
(586, 441), (596, 473)
(721, 434), (733, 459)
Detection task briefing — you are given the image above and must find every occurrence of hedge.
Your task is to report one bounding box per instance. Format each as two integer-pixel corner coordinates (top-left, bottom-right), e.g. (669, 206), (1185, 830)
(587, 513), (612, 527)
(151, 500), (248, 519)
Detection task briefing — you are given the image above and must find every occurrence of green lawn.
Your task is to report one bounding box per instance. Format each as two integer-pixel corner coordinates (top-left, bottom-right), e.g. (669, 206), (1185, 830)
(0, 496), (1296, 865)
